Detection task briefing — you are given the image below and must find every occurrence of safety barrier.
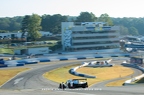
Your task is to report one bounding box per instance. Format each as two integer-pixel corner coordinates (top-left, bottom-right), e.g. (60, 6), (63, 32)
(17, 59), (39, 64)
(122, 61), (144, 85)
(69, 62), (96, 78)
(124, 74), (144, 85)
(0, 53), (130, 68)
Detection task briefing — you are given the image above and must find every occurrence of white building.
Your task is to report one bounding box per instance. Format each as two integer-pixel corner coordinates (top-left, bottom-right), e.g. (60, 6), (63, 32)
(61, 22), (120, 52)
(14, 47), (50, 55)
(0, 32), (22, 39)
(39, 31), (53, 36)
(0, 31), (52, 39)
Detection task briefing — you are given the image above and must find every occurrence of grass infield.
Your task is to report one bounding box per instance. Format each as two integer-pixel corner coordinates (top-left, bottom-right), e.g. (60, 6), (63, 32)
(0, 68), (29, 86)
(43, 64), (134, 87)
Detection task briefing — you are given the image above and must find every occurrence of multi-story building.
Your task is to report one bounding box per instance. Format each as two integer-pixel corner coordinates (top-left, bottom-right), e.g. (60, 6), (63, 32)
(61, 22), (120, 52)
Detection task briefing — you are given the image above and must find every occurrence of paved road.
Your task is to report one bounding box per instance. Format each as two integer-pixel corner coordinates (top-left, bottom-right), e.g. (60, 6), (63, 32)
(1, 59), (100, 89)
(0, 58), (144, 95)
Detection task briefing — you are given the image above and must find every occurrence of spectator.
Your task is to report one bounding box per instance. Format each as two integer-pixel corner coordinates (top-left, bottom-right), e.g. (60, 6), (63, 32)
(70, 81), (73, 88)
(12, 55), (16, 60)
(59, 83), (62, 89)
(62, 82), (66, 90)
(8, 57), (11, 60)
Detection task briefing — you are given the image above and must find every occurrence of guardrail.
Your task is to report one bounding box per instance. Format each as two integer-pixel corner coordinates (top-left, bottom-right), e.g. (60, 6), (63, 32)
(69, 59), (114, 78)
(69, 62), (96, 78)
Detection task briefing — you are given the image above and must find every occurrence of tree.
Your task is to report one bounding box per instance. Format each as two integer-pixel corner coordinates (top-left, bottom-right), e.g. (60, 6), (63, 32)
(129, 27), (139, 36)
(98, 13), (113, 26)
(0, 17), (22, 32)
(134, 19), (144, 35)
(9, 21), (21, 31)
(21, 15), (31, 38)
(0, 18), (10, 30)
(76, 12), (97, 22)
(119, 26), (129, 35)
(28, 14), (42, 41)
(41, 14), (51, 31)
(41, 14), (67, 34)
(0, 30), (8, 33)
(21, 14), (42, 41)
(8, 16), (23, 31)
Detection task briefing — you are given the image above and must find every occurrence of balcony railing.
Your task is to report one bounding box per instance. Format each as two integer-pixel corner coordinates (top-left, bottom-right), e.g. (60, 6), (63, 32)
(72, 38), (119, 43)
(71, 43), (119, 48)
(72, 32), (119, 37)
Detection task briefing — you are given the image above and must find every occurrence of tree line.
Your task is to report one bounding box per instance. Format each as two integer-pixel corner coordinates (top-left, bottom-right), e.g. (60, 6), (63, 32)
(0, 12), (143, 38)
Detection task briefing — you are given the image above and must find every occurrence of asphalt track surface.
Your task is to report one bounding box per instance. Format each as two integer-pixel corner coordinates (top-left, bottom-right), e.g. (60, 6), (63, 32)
(0, 58), (144, 95)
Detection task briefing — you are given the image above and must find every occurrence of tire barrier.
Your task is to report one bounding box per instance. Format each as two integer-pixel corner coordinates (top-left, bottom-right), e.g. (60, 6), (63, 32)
(122, 61), (144, 85)
(69, 59), (114, 78)
(59, 58), (68, 61)
(121, 63), (144, 72)
(17, 59), (39, 64)
(0, 64), (7, 68)
(69, 68), (96, 78)
(0, 64), (24, 68)
(6, 63), (25, 67)
(77, 57), (86, 60)
(138, 66), (144, 73)
(0, 58), (38, 67)
(95, 56), (103, 58)
(124, 55), (130, 57)
(0, 60), (25, 67)
(0, 59), (4, 64)
(37, 58), (50, 62)
(0, 53), (130, 68)
(69, 62), (96, 78)
(111, 55), (118, 57)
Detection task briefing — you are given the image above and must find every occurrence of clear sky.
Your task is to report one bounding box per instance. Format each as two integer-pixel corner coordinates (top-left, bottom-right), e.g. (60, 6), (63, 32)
(0, 0), (144, 18)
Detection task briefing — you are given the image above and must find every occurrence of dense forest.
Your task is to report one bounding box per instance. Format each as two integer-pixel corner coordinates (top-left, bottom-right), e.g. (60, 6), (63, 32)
(0, 12), (144, 36)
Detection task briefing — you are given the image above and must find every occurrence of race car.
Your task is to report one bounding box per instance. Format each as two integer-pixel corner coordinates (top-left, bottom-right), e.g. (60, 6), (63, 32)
(59, 79), (88, 89)
(83, 59), (114, 67)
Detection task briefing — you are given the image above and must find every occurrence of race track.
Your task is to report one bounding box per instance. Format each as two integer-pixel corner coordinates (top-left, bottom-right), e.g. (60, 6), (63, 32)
(0, 58), (144, 95)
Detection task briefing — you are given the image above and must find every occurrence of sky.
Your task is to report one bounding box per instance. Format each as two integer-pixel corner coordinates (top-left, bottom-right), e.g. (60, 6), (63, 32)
(0, 0), (144, 18)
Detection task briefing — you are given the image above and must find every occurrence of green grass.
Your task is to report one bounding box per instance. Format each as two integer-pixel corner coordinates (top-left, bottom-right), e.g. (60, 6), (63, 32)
(10, 44), (56, 49)
(0, 48), (14, 54)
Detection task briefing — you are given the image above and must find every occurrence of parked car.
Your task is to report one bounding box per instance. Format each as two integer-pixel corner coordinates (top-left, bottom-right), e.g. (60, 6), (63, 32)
(11, 43), (17, 46)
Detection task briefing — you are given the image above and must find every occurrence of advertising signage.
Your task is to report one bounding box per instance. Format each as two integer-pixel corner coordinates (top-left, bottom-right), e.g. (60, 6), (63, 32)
(130, 57), (143, 65)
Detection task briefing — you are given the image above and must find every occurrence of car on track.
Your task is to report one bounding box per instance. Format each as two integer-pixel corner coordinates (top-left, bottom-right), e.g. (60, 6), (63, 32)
(83, 59), (114, 67)
(59, 79), (88, 89)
